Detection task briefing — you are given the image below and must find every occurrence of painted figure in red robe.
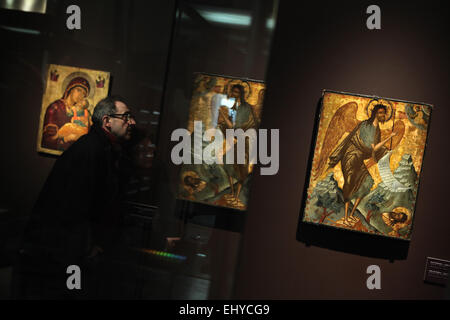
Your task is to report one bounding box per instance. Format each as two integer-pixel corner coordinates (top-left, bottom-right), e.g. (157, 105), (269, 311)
(41, 77), (90, 151)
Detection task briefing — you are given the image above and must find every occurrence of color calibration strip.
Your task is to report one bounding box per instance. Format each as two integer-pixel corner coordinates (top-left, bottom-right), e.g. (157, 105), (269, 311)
(137, 248), (187, 261)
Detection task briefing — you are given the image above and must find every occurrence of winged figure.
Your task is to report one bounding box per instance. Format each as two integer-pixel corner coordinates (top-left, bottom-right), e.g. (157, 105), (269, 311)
(313, 101), (405, 225)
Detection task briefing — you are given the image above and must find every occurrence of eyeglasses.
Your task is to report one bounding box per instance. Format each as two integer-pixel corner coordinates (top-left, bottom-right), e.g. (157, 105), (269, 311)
(109, 112), (135, 122)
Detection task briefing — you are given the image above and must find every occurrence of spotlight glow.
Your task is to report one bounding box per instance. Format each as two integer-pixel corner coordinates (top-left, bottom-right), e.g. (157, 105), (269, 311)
(197, 10), (252, 27)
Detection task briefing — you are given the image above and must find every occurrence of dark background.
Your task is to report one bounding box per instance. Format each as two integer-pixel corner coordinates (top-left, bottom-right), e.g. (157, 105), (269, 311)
(233, 1), (449, 299)
(0, 0), (448, 299)
(0, 0), (175, 210)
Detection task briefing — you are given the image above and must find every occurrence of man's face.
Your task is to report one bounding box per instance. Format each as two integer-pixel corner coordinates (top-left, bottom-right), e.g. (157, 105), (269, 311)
(186, 176), (200, 188)
(231, 87), (240, 99)
(376, 109), (386, 122)
(389, 212), (405, 223)
(109, 101), (136, 140)
(389, 212), (399, 221)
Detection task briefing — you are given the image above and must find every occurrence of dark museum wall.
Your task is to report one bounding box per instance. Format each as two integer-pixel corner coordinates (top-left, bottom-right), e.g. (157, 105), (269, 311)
(233, 1), (450, 299)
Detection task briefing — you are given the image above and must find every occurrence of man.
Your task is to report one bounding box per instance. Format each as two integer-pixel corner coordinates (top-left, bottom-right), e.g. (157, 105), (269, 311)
(328, 104), (396, 225)
(13, 96), (136, 299)
(218, 84), (259, 204)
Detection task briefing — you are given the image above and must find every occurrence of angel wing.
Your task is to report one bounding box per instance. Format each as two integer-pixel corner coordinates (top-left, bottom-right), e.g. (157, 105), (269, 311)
(313, 102), (360, 180)
(366, 120), (405, 169)
(381, 120), (405, 149)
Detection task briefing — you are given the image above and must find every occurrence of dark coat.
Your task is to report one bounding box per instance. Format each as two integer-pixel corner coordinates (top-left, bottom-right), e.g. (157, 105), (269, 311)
(22, 125), (128, 264)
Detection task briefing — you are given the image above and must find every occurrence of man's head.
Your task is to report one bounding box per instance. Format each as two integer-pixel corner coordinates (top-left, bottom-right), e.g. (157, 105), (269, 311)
(388, 211), (408, 226)
(184, 175), (201, 189)
(369, 104), (387, 123)
(92, 96), (136, 141)
(230, 84), (245, 102)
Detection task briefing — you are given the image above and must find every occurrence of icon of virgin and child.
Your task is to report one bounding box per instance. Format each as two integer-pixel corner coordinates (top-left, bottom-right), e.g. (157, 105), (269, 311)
(41, 76), (93, 152)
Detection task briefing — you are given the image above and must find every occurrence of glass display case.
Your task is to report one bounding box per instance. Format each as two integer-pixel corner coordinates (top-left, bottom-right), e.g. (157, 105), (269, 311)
(0, 0), (278, 299)
(150, 0), (279, 299)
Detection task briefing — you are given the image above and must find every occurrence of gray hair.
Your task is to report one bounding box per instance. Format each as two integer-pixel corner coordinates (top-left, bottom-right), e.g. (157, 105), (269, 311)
(91, 95), (127, 127)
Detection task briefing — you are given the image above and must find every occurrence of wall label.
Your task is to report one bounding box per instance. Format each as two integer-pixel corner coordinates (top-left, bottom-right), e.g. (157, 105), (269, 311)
(424, 257), (450, 286)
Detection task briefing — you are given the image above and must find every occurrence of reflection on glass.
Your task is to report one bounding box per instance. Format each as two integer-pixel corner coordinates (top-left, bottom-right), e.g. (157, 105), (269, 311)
(0, 0), (47, 14)
(153, 0), (280, 299)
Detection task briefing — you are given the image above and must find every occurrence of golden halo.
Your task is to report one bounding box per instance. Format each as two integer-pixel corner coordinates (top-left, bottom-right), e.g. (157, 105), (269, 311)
(61, 71), (96, 99)
(365, 98), (393, 121)
(226, 79), (251, 100)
